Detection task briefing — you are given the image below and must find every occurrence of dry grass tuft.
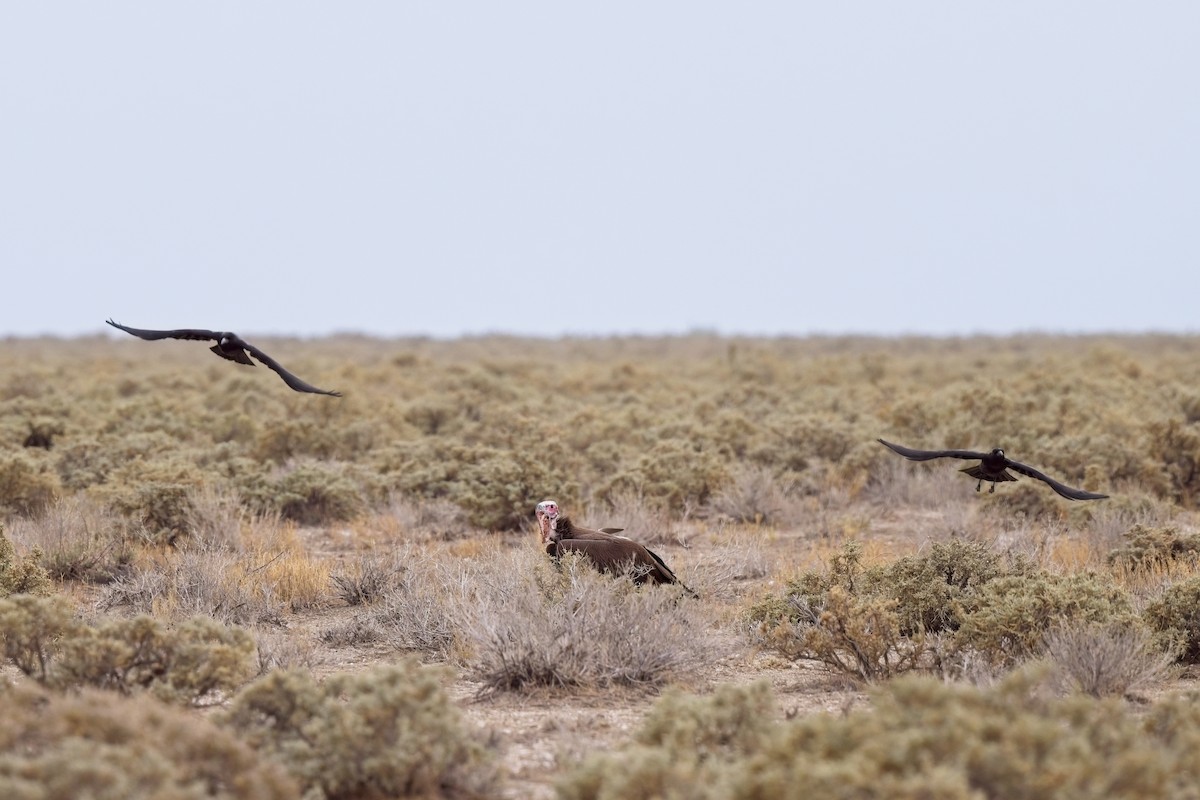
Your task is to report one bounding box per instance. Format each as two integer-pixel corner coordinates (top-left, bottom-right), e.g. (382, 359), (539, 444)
(329, 547), (407, 606)
(1043, 622), (1174, 697)
(101, 528), (329, 625)
(7, 495), (133, 583)
(460, 547), (720, 694)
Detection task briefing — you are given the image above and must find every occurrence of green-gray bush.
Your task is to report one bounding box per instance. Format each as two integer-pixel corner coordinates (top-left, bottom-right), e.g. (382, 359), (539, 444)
(0, 524), (52, 597)
(222, 660), (496, 800)
(1144, 576), (1200, 664)
(873, 538), (1036, 634)
(109, 480), (195, 545)
(558, 668), (1200, 800)
(953, 572), (1137, 666)
(0, 682), (298, 800)
(0, 451), (59, 516)
(246, 460), (366, 526)
(0, 594), (256, 705)
(1107, 523), (1200, 571)
(753, 541), (1129, 677)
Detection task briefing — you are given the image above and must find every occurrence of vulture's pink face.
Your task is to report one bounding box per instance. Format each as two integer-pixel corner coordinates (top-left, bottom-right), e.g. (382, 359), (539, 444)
(536, 499), (560, 544)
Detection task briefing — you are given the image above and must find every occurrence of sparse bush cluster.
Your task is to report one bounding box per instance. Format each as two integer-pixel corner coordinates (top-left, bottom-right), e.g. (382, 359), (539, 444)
(9, 333), (1198, 530)
(753, 539), (1153, 683)
(221, 660), (496, 800)
(1107, 523), (1200, 571)
(1144, 576), (1200, 664)
(0, 652), (497, 800)
(0, 594), (256, 705)
(11, 331), (1200, 796)
(557, 669), (1200, 800)
(0, 682), (299, 800)
(0, 524), (52, 597)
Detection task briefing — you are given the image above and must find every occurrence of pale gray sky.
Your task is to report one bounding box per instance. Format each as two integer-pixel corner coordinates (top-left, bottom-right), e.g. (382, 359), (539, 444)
(2, 3), (1197, 338)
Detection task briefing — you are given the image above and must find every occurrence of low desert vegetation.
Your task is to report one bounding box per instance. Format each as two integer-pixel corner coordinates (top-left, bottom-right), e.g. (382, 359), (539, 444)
(0, 593), (256, 705)
(460, 547), (717, 693)
(0, 682), (298, 800)
(222, 660), (498, 800)
(556, 667), (1200, 800)
(4, 333), (1200, 796)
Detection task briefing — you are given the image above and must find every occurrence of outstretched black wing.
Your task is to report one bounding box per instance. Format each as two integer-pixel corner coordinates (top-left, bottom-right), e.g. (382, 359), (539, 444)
(877, 439), (989, 462)
(106, 319), (219, 342)
(240, 341), (342, 397)
(1004, 459), (1108, 501)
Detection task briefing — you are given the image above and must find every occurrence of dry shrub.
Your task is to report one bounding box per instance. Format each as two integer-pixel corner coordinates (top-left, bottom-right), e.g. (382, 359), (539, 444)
(1144, 576), (1200, 664)
(7, 495), (132, 583)
(371, 559), (460, 658)
(319, 617), (382, 648)
(0, 451), (60, 516)
(185, 484), (246, 551)
(1107, 523), (1200, 571)
(557, 667), (1200, 800)
(248, 460), (367, 526)
(321, 547), (457, 656)
(0, 682), (298, 800)
(682, 530), (772, 601)
(0, 524), (52, 597)
(763, 585), (931, 682)
(221, 660), (497, 800)
(102, 549), (280, 625)
(707, 465), (795, 525)
(102, 539), (328, 625)
(590, 491), (680, 545)
(864, 455), (973, 511)
(382, 493), (475, 540)
(329, 548), (406, 606)
(872, 538), (1036, 635)
(953, 572), (1137, 667)
(461, 548), (715, 693)
(752, 540), (1133, 679)
(252, 630), (322, 676)
(0, 594), (256, 705)
(1043, 622), (1174, 697)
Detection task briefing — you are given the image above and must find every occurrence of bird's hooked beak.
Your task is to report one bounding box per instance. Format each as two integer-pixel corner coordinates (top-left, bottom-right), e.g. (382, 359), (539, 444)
(536, 499), (560, 544)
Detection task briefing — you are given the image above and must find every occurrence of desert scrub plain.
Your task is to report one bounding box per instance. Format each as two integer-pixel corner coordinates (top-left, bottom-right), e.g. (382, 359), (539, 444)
(4, 332), (1200, 798)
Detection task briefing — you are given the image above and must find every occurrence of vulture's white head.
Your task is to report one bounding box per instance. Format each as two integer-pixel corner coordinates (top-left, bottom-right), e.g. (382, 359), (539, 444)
(536, 499), (560, 544)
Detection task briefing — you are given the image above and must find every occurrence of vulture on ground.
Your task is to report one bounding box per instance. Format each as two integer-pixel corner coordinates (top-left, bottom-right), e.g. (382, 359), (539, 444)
(535, 500), (697, 596)
(106, 319), (342, 396)
(877, 438), (1109, 501)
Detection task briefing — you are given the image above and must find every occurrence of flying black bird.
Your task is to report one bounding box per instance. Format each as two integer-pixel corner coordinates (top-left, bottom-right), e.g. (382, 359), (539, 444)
(877, 438), (1108, 501)
(106, 319), (342, 396)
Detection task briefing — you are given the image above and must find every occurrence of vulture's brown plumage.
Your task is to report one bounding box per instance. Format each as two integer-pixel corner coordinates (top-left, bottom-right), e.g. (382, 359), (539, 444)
(535, 500), (696, 596)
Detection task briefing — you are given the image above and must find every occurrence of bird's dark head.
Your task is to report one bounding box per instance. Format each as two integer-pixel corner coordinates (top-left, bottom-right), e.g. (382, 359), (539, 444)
(991, 448), (1005, 458)
(535, 499), (560, 544)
